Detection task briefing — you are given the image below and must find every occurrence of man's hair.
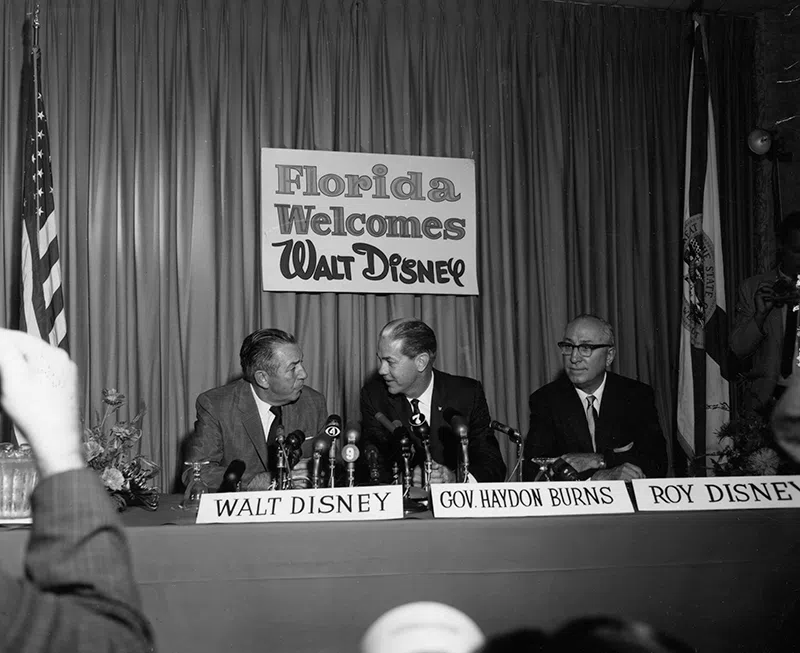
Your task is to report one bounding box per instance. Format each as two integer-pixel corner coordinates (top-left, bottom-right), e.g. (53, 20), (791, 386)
(777, 211), (800, 243)
(551, 616), (695, 653)
(381, 318), (438, 363)
(568, 314), (616, 346)
(240, 328), (297, 381)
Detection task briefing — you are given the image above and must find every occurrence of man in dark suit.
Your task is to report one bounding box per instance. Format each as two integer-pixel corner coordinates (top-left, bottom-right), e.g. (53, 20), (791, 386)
(183, 328), (327, 490)
(731, 211), (800, 411)
(524, 315), (666, 480)
(0, 328), (153, 652)
(360, 318), (506, 484)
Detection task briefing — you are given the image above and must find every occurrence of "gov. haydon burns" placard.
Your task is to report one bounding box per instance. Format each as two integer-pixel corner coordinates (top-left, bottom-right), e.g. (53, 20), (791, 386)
(260, 148), (478, 295)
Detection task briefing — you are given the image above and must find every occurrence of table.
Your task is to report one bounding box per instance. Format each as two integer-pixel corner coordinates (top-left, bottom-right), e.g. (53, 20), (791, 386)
(2, 495), (799, 653)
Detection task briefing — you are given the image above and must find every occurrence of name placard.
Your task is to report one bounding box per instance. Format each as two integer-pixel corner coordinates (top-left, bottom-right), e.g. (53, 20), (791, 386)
(196, 485), (404, 524)
(430, 482), (634, 519)
(632, 476), (800, 512)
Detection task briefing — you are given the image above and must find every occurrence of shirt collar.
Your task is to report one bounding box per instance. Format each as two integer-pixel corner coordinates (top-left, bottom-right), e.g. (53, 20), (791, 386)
(574, 372), (608, 411)
(408, 370), (435, 413)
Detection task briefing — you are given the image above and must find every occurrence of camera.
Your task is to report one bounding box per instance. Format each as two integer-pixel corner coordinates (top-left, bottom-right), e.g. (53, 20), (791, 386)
(772, 277), (800, 308)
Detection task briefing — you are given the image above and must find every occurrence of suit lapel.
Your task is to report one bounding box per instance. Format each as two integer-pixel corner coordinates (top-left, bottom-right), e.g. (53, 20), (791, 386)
(430, 371), (446, 436)
(237, 382), (270, 474)
(556, 376), (595, 452)
(594, 372), (619, 452)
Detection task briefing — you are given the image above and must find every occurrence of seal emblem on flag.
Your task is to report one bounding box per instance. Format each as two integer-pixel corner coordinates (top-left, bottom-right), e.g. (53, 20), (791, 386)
(682, 212), (716, 347)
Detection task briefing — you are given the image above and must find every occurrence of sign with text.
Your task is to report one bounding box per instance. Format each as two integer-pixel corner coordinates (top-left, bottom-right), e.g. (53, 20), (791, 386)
(260, 148), (478, 295)
(632, 476), (800, 512)
(196, 485), (404, 524)
(430, 482), (634, 519)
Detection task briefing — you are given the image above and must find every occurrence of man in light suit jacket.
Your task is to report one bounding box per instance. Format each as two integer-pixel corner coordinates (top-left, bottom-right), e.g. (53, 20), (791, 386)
(0, 329), (153, 653)
(731, 211), (800, 411)
(524, 315), (666, 480)
(183, 328), (327, 490)
(360, 318), (506, 484)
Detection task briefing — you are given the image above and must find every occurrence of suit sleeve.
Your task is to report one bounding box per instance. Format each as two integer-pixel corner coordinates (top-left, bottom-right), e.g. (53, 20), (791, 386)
(603, 384), (667, 478)
(0, 469), (154, 653)
(523, 390), (560, 480)
(731, 278), (768, 360)
(182, 392), (226, 490)
(466, 382), (507, 483)
(291, 390), (328, 487)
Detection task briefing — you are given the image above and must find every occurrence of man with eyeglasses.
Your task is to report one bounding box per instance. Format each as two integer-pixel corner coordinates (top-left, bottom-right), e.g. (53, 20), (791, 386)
(523, 315), (666, 480)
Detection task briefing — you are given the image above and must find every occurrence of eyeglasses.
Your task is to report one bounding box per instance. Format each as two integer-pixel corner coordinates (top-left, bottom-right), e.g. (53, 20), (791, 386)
(557, 342), (612, 357)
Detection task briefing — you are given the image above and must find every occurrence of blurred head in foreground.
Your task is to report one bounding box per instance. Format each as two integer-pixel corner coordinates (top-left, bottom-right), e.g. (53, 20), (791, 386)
(361, 601), (485, 653)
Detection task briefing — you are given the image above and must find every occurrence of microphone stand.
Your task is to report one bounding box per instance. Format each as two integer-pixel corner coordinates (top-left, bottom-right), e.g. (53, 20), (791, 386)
(312, 452), (323, 489)
(328, 434), (339, 488)
(459, 435), (470, 484)
(516, 439), (524, 482)
(400, 437), (413, 498)
(392, 462), (401, 485)
(275, 427), (288, 491)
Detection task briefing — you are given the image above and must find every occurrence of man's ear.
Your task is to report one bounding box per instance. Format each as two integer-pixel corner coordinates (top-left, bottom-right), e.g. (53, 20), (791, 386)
(605, 347), (617, 368)
(254, 370), (270, 389)
(415, 352), (430, 372)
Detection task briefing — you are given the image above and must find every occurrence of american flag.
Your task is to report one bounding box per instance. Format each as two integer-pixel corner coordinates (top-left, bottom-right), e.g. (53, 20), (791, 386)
(19, 35), (68, 350)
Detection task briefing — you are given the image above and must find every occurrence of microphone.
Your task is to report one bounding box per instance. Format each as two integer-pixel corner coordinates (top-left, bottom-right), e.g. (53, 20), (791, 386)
(443, 407), (469, 483)
(285, 429), (305, 469)
(344, 421), (361, 445)
(374, 411), (396, 434)
(323, 415), (342, 488)
(489, 420), (522, 444)
(312, 433), (332, 489)
(409, 413), (432, 492)
(217, 459), (246, 493)
(442, 407), (469, 438)
(365, 443), (381, 485)
(342, 422), (361, 487)
(323, 414), (343, 439)
(549, 458), (580, 482)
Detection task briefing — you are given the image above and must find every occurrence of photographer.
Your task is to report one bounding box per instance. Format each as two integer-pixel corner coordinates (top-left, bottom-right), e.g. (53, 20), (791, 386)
(731, 211), (800, 411)
(0, 329), (154, 652)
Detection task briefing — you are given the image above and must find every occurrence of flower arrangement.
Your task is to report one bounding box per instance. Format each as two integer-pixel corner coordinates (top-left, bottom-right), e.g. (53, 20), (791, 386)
(83, 388), (159, 511)
(702, 412), (790, 477)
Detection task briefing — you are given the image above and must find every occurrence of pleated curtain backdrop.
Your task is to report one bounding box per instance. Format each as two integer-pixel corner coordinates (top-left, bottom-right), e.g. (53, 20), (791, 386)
(0, 0), (755, 490)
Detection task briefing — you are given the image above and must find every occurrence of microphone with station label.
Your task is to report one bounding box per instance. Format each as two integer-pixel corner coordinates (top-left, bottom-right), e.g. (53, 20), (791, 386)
(323, 414), (342, 487)
(342, 422), (361, 487)
(409, 411), (433, 492)
(217, 459), (246, 493)
(443, 407), (469, 483)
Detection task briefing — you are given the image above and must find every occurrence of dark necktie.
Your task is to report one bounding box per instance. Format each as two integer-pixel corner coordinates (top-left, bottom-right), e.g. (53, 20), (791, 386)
(267, 405), (283, 445)
(409, 398), (422, 422)
(782, 307), (798, 378)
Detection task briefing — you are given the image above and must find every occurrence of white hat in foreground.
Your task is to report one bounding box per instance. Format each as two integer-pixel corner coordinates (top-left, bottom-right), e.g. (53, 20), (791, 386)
(361, 601), (485, 653)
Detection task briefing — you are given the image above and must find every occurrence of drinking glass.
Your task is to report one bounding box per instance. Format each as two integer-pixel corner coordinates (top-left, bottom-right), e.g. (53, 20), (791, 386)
(181, 460), (210, 511)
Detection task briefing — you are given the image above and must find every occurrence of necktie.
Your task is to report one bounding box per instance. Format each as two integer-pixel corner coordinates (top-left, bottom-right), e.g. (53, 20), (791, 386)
(586, 396), (599, 452)
(267, 405), (283, 445)
(782, 307), (798, 378)
(409, 398), (422, 422)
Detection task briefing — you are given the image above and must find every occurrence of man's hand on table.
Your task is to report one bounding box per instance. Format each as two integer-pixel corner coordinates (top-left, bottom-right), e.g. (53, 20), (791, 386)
(560, 453), (605, 474)
(591, 462), (645, 481)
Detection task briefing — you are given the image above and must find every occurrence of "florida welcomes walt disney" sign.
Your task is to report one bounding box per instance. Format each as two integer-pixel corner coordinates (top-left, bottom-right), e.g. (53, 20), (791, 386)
(260, 148), (478, 295)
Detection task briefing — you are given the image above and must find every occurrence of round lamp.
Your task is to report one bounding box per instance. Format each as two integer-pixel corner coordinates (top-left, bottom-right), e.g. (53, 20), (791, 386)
(747, 128), (772, 155)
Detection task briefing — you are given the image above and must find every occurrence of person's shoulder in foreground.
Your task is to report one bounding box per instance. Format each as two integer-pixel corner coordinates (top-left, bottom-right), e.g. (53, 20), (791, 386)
(0, 328), (155, 653)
